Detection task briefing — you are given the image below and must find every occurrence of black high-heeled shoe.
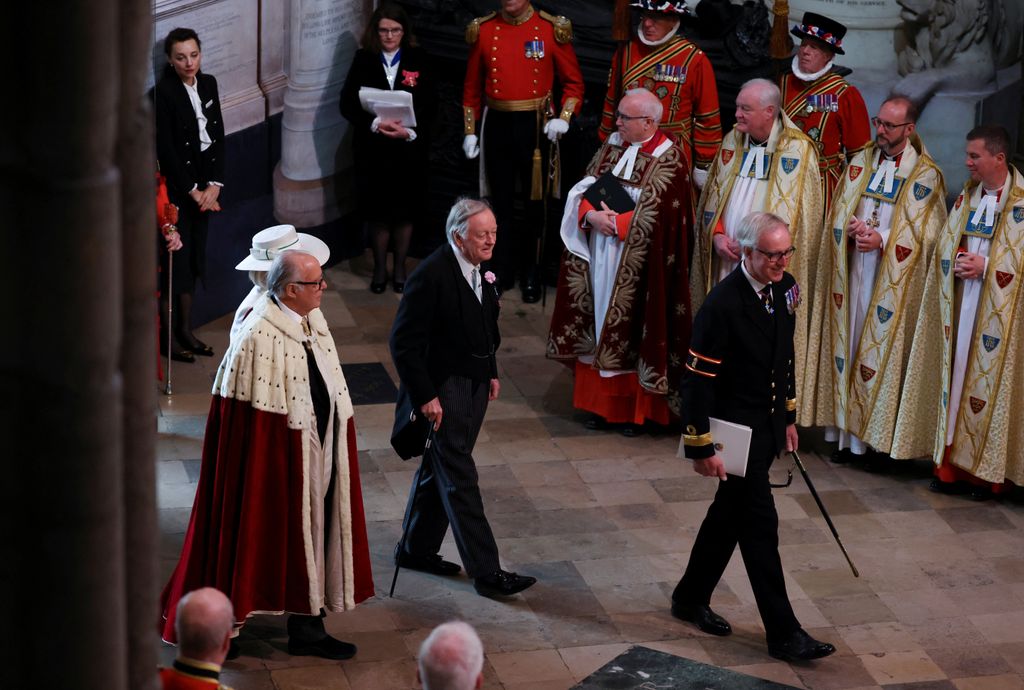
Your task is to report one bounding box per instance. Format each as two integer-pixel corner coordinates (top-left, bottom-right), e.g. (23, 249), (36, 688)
(392, 280), (405, 294)
(370, 280), (387, 294)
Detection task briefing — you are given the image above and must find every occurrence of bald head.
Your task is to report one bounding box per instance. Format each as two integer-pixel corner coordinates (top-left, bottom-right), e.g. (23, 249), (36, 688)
(175, 587), (234, 664)
(418, 621), (484, 690)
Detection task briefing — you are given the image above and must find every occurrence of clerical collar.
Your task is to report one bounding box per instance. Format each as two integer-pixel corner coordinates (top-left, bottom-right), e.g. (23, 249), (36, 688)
(747, 136), (768, 148)
(637, 21), (679, 47)
(501, 5), (533, 24)
(879, 145), (905, 166)
(790, 55), (833, 82)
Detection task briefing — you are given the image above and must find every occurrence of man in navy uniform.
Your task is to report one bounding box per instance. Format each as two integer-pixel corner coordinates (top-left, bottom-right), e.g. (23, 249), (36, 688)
(672, 212), (836, 662)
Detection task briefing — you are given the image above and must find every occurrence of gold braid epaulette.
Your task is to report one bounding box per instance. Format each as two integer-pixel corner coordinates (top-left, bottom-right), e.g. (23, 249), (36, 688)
(539, 10), (573, 43)
(465, 12), (496, 44)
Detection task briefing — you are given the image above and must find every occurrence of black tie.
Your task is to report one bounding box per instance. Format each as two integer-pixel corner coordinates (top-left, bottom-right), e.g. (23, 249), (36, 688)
(759, 285), (773, 314)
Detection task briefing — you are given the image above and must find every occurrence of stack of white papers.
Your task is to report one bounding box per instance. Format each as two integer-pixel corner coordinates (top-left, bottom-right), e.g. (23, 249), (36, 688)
(358, 87), (417, 127)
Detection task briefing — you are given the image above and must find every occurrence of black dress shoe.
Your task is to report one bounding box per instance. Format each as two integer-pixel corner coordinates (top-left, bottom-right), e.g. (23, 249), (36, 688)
(288, 634), (357, 660)
(829, 447), (852, 464)
(396, 550), (461, 576)
(670, 600), (732, 636)
(583, 415), (608, 431)
(969, 485), (993, 501)
(767, 629), (835, 662)
(179, 335), (214, 357)
(474, 569), (536, 598)
(619, 423), (644, 438)
(226, 638), (240, 660)
(929, 478), (966, 495)
(521, 276), (541, 304)
(392, 280), (405, 294)
(864, 450), (889, 473)
(369, 280), (387, 294)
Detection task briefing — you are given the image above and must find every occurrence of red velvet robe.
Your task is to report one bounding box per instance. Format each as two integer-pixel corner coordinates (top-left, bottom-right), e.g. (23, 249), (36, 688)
(159, 301), (374, 642)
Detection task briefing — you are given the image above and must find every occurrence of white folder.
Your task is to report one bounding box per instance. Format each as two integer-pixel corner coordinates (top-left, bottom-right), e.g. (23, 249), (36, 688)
(677, 417), (751, 478)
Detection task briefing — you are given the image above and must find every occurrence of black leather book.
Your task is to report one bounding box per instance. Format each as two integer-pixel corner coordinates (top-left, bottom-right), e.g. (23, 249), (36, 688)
(583, 171), (636, 214)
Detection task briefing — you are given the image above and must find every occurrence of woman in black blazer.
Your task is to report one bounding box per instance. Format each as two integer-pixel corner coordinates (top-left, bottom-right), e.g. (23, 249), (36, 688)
(154, 27), (225, 359)
(340, 4), (435, 294)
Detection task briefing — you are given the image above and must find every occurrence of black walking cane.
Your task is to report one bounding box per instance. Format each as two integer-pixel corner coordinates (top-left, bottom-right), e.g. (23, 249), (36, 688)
(790, 450), (860, 577)
(389, 423), (437, 597)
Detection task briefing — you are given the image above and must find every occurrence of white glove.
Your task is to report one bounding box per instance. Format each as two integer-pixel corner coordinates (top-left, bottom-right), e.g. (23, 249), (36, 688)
(693, 166), (708, 190)
(544, 118), (569, 142)
(463, 134), (480, 159)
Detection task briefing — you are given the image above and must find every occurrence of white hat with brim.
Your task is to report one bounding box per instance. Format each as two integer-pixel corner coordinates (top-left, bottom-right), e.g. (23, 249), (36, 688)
(234, 224), (331, 271)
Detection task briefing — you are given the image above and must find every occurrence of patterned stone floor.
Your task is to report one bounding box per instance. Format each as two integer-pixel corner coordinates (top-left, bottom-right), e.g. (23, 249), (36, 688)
(156, 257), (1024, 690)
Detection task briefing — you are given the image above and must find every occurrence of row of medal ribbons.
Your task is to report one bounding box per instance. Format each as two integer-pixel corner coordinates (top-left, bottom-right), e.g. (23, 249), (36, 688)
(524, 40), (545, 59)
(653, 63), (687, 84)
(806, 93), (839, 113)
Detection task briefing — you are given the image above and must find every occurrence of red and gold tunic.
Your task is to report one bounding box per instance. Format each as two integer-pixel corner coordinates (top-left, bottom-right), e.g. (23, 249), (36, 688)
(599, 35), (722, 170)
(462, 5), (584, 134)
(780, 71), (870, 210)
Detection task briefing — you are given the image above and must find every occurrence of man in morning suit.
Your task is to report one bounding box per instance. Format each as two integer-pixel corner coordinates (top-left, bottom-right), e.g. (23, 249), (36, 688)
(673, 212), (836, 662)
(390, 198), (536, 598)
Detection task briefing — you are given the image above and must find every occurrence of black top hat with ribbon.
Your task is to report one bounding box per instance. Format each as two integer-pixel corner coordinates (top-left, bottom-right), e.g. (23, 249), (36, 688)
(630, 0), (691, 15)
(790, 12), (847, 55)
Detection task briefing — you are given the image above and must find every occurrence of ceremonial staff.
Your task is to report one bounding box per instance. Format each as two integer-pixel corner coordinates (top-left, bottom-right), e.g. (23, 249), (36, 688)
(790, 450), (860, 577)
(160, 200), (179, 396)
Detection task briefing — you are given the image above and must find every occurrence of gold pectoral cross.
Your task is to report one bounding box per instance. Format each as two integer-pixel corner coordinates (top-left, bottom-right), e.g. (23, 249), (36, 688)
(866, 200), (881, 230)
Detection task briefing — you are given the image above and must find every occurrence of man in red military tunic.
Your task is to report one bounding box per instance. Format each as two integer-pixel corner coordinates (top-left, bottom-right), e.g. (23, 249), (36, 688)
(598, 0), (722, 188)
(779, 12), (870, 211)
(463, 0), (584, 302)
(548, 89), (693, 435)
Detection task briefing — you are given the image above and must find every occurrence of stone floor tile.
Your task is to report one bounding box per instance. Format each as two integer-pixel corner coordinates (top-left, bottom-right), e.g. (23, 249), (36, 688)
(995, 642), (1024, 675)
(836, 622), (921, 655)
(219, 669), (279, 690)
(558, 642), (633, 681)
(814, 593), (898, 627)
(904, 618), (989, 649)
(271, 664), (353, 689)
(790, 653), (876, 690)
(920, 559), (1000, 590)
(508, 460), (584, 488)
(951, 675), (1024, 689)
(588, 480), (663, 507)
(792, 567), (875, 599)
(925, 645), (1011, 679)
(968, 609), (1024, 644)
(698, 634), (776, 668)
(342, 658), (418, 690)
(859, 649), (946, 685)
(570, 457), (644, 484)
(487, 648), (574, 685)
(877, 588), (961, 624)
(727, 661), (806, 688)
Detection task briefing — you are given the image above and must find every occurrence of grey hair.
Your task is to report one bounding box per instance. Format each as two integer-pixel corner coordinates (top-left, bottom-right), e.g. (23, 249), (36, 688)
(418, 621), (484, 690)
(248, 270), (268, 289)
(623, 87), (664, 122)
(266, 250), (313, 298)
(741, 78), (781, 113)
(735, 212), (788, 251)
(446, 197), (492, 244)
(175, 588), (234, 660)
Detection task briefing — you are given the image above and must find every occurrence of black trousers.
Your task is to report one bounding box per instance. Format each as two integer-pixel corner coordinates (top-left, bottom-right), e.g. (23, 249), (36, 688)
(672, 434), (800, 641)
(483, 109), (547, 285)
(400, 375), (500, 577)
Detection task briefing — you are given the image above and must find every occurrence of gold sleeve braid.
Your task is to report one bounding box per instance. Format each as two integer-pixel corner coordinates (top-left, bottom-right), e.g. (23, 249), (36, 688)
(539, 10), (573, 43)
(464, 12), (495, 44)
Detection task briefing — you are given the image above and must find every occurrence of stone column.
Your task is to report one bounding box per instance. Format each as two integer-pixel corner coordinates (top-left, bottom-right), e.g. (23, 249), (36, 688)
(119, 0), (160, 687)
(260, 0), (290, 116)
(274, 0), (371, 226)
(0, 0), (136, 687)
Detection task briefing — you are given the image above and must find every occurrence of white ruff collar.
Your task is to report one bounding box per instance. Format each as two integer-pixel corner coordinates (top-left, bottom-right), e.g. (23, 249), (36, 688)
(637, 21), (679, 47)
(791, 55), (833, 82)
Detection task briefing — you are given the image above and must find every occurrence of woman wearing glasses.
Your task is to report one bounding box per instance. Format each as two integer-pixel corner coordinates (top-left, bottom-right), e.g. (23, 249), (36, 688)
(340, 4), (435, 294)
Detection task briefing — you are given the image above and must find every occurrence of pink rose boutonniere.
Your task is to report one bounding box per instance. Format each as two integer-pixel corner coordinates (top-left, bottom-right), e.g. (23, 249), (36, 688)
(484, 271), (496, 284)
(401, 70), (419, 87)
